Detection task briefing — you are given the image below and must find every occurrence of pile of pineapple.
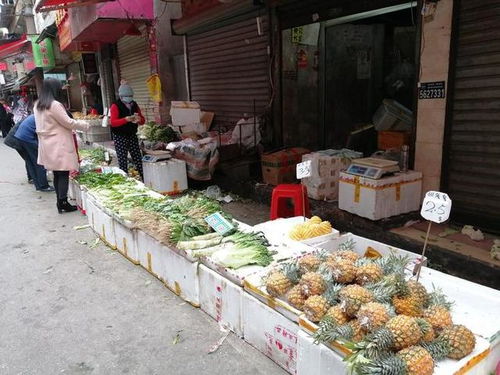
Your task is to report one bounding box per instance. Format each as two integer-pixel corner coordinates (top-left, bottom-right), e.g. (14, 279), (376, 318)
(265, 241), (476, 375)
(289, 216), (333, 241)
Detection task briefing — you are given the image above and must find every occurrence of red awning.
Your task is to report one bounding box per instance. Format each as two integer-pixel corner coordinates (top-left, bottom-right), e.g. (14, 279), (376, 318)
(0, 36), (30, 60)
(35, 0), (114, 13)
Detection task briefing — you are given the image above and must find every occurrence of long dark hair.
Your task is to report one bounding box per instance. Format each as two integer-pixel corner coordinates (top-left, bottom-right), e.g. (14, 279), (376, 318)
(36, 78), (63, 111)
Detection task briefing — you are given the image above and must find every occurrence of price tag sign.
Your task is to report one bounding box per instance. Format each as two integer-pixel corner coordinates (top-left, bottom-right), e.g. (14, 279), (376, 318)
(420, 191), (452, 223)
(205, 212), (235, 236)
(296, 160), (312, 179)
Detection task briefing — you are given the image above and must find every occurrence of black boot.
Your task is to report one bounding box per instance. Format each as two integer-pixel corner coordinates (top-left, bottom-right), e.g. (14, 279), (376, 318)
(57, 199), (78, 214)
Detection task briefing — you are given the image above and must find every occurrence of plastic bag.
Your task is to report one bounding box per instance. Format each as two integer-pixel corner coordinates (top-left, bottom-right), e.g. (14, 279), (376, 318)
(231, 117), (261, 149)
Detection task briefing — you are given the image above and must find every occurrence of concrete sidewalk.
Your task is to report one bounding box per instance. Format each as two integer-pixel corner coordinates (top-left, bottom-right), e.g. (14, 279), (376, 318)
(0, 141), (285, 375)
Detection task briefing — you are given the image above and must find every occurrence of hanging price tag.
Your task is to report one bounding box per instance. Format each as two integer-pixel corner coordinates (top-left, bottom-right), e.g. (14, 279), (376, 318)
(205, 212), (235, 236)
(296, 160), (312, 179)
(420, 191), (452, 223)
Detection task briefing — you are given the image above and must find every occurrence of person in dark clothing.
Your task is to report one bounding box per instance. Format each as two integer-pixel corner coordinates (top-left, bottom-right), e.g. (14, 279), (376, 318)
(14, 115), (54, 192)
(0, 100), (11, 138)
(109, 82), (145, 180)
(4, 122), (33, 183)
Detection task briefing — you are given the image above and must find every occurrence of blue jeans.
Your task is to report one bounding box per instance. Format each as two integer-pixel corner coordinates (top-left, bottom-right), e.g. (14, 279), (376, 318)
(17, 139), (49, 190)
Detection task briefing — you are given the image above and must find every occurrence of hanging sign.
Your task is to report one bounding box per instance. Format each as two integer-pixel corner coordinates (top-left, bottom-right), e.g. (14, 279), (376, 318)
(28, 36), (55, 69)
(296, 160), (312, 179)
(420, 191), (452, 224)
(418, 81), (446, 99)
(0, 62), (7, 71)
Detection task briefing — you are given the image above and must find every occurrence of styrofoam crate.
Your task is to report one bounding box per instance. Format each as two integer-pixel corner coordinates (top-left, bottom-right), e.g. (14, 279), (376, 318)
(198, 265), (244, 337)
(242, 293), (299, 374)
(143, 159), (188, 195)
(76, 185), (87, 215)
(338, 171), (422, 220)
(85, 194), (99, 231)
(90, 201), (117, 249)
(114, 218), (139, 265)
(136, 231), (200, 306)
(296, 330), (347, 375)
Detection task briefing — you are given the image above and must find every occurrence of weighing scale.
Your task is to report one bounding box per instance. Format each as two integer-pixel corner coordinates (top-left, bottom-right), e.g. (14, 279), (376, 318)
(142, 151), (172, 163)
(346, 158), (400, 179)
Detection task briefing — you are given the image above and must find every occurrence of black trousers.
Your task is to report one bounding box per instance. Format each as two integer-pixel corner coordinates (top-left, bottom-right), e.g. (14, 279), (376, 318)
(112, 133), (143, 179)
(18, 140), (49, 190)
(53, 171), (69, 201)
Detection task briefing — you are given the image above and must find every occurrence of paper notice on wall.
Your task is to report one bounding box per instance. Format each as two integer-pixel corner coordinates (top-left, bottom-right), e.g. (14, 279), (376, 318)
(291, 23), (320, 46)
(357, 50), (371, 80)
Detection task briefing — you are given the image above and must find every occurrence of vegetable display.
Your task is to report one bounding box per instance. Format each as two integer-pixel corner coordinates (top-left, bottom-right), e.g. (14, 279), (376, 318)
(141, 121), (178, 143)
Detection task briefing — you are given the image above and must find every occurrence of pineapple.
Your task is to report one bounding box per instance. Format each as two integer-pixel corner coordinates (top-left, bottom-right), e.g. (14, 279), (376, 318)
(265, 262), (300, 297)
(363, 315), (423, 352)
(324, 305), (349, 326)
(421, 321), (436, 343)
(286, 285), (306, 309)
(354, 345), (434, 375)
(309, 216), (322, 224)
(397, 346), (435, 375)
(327, 257), (357, 284)
(349, 319), (367, 342)
(303, 295), (330, 322)
(339, 285), (374, 317)
(298, 254), (321, 273)
(356, 263), (383, 285)
(423, 305), (453, 331)
(356, 302), (390, 332)
(393, 280), (429, 317)
(300, 272), (327, 297)
(334, 250), (359, 263)
(423, 324), (476, 360)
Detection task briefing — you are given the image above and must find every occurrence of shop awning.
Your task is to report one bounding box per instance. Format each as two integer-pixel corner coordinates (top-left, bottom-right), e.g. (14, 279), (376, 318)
(35, 0), (114, 13)
(0, 35), (30, 60)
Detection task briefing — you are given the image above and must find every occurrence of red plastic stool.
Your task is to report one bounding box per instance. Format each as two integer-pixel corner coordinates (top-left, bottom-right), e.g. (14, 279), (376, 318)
(270, 184), (311, 220)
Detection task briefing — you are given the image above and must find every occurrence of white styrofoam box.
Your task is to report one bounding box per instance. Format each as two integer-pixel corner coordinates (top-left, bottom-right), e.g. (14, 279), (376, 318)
(242, 293), (300, 374)
(301, 150), (362, 201)
(143, 159), (188, 195)
(317, 233), (427, 271)
(85, 194), (99, 230)
(76, 185), (88, 214)
(90, 200), (117, 249)
(170, 101), (201, 126)
(253, 217), (340, 248)
(296, 330), (347, 375)
(198, 265), (244, 337)
(417, 266), (500, 347)
(136, 230), (200, 306)
(114, 218), (139, 265)
(338, 171), (422, 220)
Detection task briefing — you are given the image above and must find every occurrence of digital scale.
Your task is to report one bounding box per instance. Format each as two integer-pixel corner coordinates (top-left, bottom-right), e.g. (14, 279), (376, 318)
(346, 158), (400, 179)
(142, 151), (172, 163)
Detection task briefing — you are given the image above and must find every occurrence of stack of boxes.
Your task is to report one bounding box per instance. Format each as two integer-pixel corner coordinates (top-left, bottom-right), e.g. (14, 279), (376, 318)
(301, 149), (362, 201)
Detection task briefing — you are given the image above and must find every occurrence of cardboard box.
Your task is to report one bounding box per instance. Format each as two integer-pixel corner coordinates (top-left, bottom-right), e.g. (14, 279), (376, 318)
(378, 131), (411, 150)
(261, 148), (310, 185)
(338, 171), (422, 220)
(242, 293), (300, 374)
(170, 101), (201, 126)
(301, 150), (362, 201)
(198, 265), (244, 337)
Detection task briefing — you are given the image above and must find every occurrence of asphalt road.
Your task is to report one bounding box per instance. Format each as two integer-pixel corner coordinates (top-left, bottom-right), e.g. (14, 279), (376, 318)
(0, 141), (285, 375)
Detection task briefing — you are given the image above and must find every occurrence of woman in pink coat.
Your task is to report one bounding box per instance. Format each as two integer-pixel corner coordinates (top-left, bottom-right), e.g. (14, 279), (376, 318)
(34, 78), (90, 213)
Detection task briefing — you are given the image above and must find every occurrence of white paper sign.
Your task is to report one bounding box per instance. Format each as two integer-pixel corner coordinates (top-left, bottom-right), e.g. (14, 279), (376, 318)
(296, 160), (312, 179)
(421, 191), (452, 223)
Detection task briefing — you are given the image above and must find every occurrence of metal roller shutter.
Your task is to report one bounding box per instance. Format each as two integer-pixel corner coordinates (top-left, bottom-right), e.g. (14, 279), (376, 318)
(117, 32), (154, 122)
(187, 14), (270, 129)
(445, 0), (500, 231)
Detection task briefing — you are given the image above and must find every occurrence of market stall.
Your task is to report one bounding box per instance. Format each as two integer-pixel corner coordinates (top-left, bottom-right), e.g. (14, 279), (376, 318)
(68, 156), (500, 375)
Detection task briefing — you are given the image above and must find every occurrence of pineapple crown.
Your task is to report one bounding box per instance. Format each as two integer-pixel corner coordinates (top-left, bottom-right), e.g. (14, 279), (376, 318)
(425, 285), (454, 310)
(314, 249), (330, 261)
(355, 257), (376, 268)
(355, 353), (408, 375)
(376, 252), (410, 275)
(280, 261), (301, 284)
(323, 282), (343, 306)
(421, 339), (450, 361)
(366, 274), (409, 303)
(415, 318), (432, 336)
(363, 327), (395, 355)
(338, 239), (356, 252)
(314, 315), (354, 345)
